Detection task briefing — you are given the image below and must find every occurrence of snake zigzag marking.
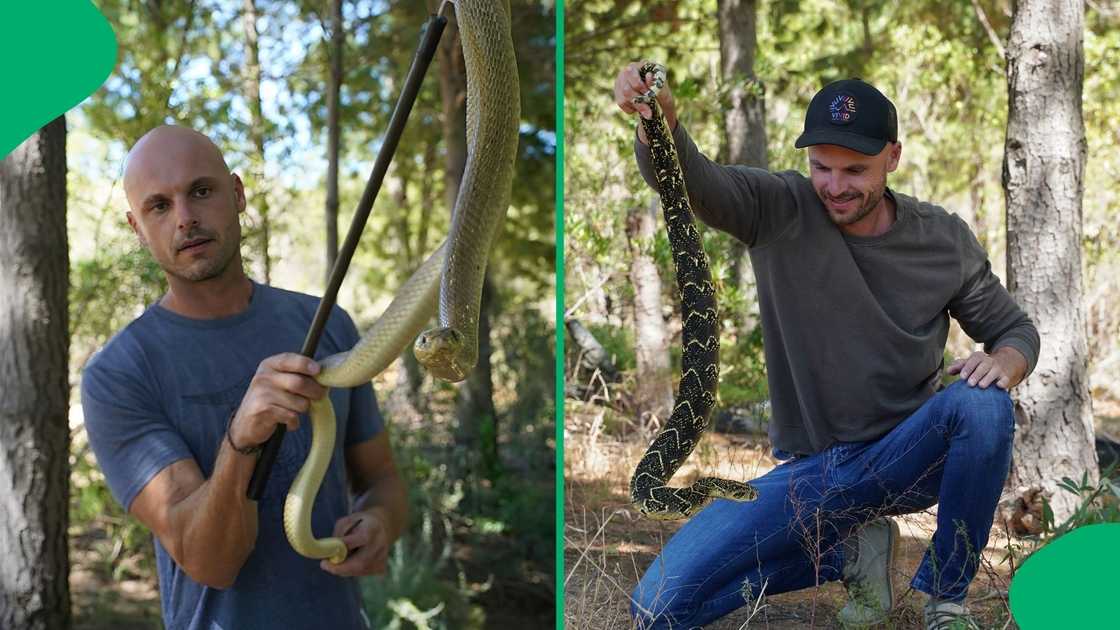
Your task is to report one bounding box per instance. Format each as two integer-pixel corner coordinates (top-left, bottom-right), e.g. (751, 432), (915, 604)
(628, 62), (759, 521)
(283, 1), (520, 563)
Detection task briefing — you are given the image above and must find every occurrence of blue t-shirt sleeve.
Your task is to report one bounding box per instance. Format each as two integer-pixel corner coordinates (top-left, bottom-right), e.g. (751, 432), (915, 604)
(331, 306), (384, 446)
(80, 355), (193, 512)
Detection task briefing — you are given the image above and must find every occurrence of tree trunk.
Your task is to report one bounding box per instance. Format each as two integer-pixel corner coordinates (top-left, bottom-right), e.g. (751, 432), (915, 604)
(242, 0), (271, 283)
(325, 0), (344, 278)
(627, 198), (674, 430)
(0, 118), (71, 629)
(1003, 0), (1095, 523)
(717, 0), (766, 293)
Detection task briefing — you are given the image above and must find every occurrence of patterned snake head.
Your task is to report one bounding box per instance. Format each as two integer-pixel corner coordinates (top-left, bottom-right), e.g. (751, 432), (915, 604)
(634, 62), (668, 106)
(413, 327), (468, 381)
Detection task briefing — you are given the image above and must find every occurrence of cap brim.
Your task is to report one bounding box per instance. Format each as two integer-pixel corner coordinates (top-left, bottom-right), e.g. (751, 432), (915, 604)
(794, 130), (887, 156)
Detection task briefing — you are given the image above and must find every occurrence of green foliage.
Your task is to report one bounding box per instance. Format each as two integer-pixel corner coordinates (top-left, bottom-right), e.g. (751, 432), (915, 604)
(366, 406), (554, 629)
(469, 473), (556, 567)
(495, 286), (557, 436)
(583, 323), (636, 372)
(362, 512), (485, 630)
(84, 0), (245, 151)
(1041, 473), (1120, 539)
(718, 324), (769, 406)
(70, 247), (165, 344)
(494, 475), (555, 553)
(362, 435), (481, 628)
(999, 470), (1120, 586)
(70, 428), (156, 583)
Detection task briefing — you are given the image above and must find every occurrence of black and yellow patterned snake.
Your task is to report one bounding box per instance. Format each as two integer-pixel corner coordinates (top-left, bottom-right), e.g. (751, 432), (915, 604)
(628, 63), (759, 520)
(283, 0), (520, 563)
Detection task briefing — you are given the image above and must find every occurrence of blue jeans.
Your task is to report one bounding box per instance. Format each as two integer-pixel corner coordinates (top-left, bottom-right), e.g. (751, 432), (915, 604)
(630, 380), (1016, 629)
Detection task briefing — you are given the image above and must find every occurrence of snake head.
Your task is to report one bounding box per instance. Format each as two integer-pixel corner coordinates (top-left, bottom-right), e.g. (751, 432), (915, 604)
(414, 327), (469, 382)
(721, 482), (759, 502)
(634, 62), (667, 105)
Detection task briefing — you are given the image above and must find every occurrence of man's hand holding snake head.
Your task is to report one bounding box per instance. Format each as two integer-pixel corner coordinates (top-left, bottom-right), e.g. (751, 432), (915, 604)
(318, 508), (392, 577)
(614, 61), (677, 141)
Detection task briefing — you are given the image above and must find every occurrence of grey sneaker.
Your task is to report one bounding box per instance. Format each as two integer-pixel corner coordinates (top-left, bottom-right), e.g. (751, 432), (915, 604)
(837, 517), (900, 627)
(924, 599), (979, 630)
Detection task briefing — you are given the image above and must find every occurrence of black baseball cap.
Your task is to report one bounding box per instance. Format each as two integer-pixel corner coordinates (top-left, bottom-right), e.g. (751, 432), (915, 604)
(794, 79), (898, 155)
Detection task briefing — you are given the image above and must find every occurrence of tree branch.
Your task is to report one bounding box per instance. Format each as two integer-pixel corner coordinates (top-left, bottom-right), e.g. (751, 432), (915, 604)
(970, 0), (1005, 60)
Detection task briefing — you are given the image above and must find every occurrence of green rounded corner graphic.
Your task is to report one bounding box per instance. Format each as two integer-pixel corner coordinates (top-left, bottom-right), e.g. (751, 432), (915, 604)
(0, 1), (118, 158)
(1009, 522), (1120, 628)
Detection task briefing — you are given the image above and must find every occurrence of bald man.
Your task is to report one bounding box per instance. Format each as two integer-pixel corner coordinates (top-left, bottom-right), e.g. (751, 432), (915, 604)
(80, 126), (407, 629)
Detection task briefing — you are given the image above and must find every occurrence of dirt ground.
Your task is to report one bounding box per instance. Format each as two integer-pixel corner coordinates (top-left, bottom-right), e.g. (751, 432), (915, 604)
(70, 541), (162, 630)
(563, 414), (1021, 630)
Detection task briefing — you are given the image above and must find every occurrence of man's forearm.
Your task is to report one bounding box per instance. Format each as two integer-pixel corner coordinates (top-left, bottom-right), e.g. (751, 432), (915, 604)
(352, 472), (408, 544)
(993, 345), (1029, 389)
(167, 441), (259, 588)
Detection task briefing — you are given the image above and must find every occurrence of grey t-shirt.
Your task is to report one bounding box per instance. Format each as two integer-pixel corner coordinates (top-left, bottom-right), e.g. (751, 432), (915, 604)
(80, 281), (381, 629)
(637, 124), (1040, 455)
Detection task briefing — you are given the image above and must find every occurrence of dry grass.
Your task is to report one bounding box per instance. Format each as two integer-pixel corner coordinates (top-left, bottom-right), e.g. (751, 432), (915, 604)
(563, 401), (1020, 629)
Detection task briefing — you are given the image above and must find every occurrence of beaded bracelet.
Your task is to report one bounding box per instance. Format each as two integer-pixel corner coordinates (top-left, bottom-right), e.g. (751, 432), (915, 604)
(226, 411), (262, 456)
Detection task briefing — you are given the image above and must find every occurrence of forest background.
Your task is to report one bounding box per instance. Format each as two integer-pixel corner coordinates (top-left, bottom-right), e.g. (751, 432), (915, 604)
(563, 0), (1119, 628)
(2, 1), (556, 629)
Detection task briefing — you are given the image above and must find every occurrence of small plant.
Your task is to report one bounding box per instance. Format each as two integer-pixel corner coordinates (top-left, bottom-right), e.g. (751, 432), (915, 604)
(1001, 470), (1120, 581)
(1041, 471), (1120, 538)
(362, 511), (485, 630)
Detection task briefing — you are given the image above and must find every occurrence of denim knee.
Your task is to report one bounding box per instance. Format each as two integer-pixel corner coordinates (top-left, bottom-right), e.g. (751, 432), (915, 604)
(631, 578), (692, 629)
(630, 580), (660, 626)
(941, 380), (1015, 452)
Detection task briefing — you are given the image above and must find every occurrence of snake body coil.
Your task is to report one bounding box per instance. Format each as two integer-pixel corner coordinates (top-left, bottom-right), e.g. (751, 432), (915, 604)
(628, 63), (759, 520)
(283, 1), (520, 563)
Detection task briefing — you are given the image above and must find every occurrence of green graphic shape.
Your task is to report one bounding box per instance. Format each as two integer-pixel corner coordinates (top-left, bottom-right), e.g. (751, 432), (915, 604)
(1010, 523), (1120, 628)
(0, 2), (117, 158)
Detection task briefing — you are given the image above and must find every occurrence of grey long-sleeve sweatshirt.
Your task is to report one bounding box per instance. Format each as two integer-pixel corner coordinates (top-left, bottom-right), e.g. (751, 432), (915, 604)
(636, 124), (1039, 456)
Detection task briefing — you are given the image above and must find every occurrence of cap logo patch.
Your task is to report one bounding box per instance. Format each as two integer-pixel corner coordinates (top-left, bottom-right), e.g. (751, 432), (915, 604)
(829, 94), (856, 125)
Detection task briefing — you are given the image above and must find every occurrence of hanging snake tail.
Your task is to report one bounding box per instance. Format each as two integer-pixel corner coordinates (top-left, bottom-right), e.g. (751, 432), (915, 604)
(628, 63), (759, 520)
(283, 396), (348, 564)
(413, 0), (521, 382)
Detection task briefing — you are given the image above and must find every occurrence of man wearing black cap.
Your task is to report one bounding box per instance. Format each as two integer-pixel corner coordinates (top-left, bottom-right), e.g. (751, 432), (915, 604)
(614, 64), (1039, 630)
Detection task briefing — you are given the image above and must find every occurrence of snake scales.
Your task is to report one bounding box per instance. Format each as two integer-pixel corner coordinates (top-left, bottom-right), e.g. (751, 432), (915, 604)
(628, 63), (759, 520)
(283, 0), (520, 563)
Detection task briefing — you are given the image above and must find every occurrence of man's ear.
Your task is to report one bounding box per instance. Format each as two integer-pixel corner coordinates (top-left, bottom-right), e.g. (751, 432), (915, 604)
(886, 141), (902, 173)
(232, 173), (246, 213)
(126, 211), (148, 248)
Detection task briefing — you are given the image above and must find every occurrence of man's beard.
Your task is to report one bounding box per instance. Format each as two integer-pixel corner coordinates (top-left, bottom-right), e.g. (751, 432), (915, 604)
(173, 253), (233, 282)
(820, 179), (886, 227)
(166, 230), (239, 283)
